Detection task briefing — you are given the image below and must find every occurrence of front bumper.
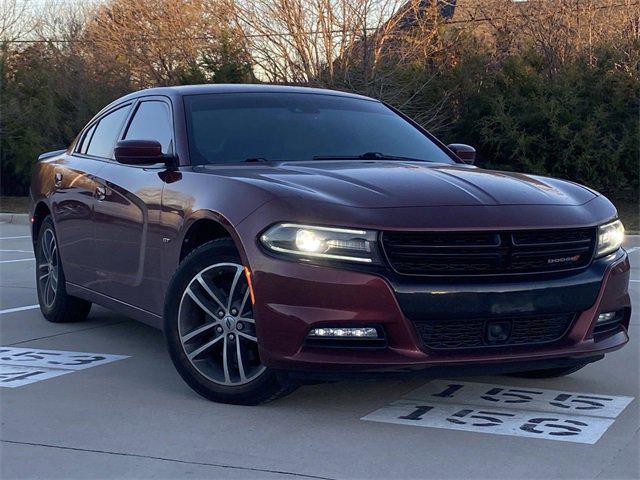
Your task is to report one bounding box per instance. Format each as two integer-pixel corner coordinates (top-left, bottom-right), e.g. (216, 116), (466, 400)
(248, 244), (631, 373)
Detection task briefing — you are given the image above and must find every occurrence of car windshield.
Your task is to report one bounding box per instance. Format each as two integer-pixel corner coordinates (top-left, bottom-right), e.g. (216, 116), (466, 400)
(183, 92), (455, 165)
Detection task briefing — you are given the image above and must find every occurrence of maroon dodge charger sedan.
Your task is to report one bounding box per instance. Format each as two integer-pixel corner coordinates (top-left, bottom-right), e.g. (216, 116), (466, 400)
(29, 84), (631, 404)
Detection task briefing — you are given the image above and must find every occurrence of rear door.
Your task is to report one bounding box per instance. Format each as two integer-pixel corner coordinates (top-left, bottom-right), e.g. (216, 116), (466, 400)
(92, 98), (174, 314)
(52, 104), (131, 287)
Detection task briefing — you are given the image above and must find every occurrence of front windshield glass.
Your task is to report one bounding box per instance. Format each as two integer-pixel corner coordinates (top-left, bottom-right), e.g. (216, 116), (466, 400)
(183, 93), (455, 165)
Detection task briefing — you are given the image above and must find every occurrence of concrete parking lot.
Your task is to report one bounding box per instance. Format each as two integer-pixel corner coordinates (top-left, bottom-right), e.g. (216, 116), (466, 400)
(0, 221), (638, 480)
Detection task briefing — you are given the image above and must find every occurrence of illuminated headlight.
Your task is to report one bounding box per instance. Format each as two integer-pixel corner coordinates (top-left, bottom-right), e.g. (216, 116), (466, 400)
(260, 223), (381, 263)
(596, 219), (624, 257)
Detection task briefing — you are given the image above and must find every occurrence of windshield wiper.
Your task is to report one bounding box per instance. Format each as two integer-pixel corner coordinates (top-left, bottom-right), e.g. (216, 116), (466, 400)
(312, 152), (428, 162)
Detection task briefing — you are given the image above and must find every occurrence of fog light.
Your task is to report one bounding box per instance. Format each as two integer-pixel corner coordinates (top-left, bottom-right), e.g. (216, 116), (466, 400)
(597, 311), (618, 325)
(308, 327), (379, 338)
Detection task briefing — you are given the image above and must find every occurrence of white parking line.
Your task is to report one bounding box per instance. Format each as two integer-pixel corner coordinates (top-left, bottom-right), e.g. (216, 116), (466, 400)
(0, 249), (33, 253)
(0, 305), (40, 315)
(626, 247), (640, 254)
(0, 258), (34, 264)
(0, 236), (30, 240)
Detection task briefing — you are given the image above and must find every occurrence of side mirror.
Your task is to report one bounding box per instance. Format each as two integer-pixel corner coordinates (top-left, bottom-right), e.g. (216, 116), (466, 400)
(114, 139), (166, 165)
(447, 143), (476, 164)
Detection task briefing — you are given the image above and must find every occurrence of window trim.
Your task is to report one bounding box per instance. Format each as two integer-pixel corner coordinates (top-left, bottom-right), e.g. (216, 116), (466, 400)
(122, 99), (175, 156)
(73, 102), (133, 161)
(72, 95), (176, 168)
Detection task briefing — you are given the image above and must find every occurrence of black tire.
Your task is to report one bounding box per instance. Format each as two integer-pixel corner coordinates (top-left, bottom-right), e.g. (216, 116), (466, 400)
(509, 363), (587, 379)
(164, 238), (297, 405)
(36, 215), (92, 323)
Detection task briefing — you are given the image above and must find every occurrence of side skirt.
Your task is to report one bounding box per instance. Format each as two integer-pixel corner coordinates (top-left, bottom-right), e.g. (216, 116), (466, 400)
(66, 282), (163, 329)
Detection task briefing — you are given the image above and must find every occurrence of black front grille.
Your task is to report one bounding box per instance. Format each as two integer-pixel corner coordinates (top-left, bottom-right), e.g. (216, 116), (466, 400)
(413, 313), (575, 350)
(381, 228), (596, 276)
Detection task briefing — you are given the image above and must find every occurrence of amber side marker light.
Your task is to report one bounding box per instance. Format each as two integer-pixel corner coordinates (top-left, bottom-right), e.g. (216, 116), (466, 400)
(244, 267), (255, 305)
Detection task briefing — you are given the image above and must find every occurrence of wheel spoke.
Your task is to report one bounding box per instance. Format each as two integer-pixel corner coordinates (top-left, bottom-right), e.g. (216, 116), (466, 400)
(42, 236), (50, 263)
(239, 287), (251, 316)
(187, 335), (223, 360)
(236, 337), (246, 382)
(237, 316), (254, 324)
(186, 287), (218, 318)
(47, 234), (55, 261)
(44, 275), (53, 305)
(237, 331), (257, 342)
(227, 265), (243, 310)
(196, 275), (226, 312)
(181, 322), (219, 343)
(222, 337), (231, 383)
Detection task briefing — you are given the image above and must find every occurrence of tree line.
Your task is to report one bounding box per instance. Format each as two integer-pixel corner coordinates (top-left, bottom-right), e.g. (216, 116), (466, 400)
(1, 0), (638, 198)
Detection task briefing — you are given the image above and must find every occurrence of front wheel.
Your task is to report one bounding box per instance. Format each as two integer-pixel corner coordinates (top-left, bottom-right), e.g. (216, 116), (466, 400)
(164, 239), (296, 405)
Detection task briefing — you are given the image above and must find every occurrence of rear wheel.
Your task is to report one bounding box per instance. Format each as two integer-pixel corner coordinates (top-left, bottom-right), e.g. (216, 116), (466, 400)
(164, 239), (296, 405)
(36, 216), (92, 323)
(509, 363), (587, 378)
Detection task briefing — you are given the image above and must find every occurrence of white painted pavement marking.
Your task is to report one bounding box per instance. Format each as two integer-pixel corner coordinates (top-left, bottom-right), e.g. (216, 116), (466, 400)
(0, 257), (36, 263)
(0, 364), (71, 388)
(0, 236), (30, 240)
(0, 347), (129, 388)
(404, 380), (634, 418)
(0, 258), (34, 264)
(0, 249), (33, 253)
(625, 246), (640, 254)
(0, 347), (128, 371)
(362, 400), (615, 444)
(362, 380), (634, 444)
(0, 305), (40, 315)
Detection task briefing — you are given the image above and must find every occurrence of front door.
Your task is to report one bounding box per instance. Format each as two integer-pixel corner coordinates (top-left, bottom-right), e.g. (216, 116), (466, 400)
(91, 99), (175, 314)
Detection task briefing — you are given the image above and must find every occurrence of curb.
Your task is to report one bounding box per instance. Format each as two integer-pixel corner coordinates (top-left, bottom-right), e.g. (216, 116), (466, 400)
(0, 213), (31, 225)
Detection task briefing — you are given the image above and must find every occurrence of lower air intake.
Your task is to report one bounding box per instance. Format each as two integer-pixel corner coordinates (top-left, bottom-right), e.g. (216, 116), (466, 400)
(412, 313), (575, 350)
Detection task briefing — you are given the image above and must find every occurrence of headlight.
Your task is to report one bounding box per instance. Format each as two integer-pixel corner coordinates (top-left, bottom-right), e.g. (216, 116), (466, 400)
(596, 219), (624, 257)
(260, 223), (381, 264)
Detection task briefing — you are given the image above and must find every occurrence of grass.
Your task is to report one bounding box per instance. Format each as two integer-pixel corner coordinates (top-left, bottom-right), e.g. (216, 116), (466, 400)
(0, 196), (29, 214)
(1, 195), (638, 231)
(612, 198), (639, 233)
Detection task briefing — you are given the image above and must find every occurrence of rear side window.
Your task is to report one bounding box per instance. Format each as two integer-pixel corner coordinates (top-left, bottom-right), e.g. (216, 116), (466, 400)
(77, 123), (97, 154)
(85, 105), (131, 159)
(124, 101), (173, 154)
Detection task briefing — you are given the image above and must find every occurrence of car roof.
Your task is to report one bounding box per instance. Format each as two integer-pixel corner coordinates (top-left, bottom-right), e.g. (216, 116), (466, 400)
(114, 84), (378, 104)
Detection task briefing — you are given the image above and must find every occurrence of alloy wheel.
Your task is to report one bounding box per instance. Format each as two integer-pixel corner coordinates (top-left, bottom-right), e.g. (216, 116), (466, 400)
(38, 228), (59, 308)
(177, 263), (265, 386)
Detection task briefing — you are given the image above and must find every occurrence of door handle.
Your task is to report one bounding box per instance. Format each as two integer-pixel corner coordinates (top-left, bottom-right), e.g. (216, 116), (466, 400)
(95, 186), (106, 201)
(54, 172), (63, 187)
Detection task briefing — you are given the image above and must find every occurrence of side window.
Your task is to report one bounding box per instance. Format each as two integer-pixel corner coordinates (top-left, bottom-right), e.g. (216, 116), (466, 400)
(85, 105), (131, 159)
(124, 101), (173, 154)
(77, 123), (97, 154)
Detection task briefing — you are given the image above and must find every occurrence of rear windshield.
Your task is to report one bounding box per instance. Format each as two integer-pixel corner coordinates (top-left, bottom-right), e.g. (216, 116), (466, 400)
(183, 93), (454, 165)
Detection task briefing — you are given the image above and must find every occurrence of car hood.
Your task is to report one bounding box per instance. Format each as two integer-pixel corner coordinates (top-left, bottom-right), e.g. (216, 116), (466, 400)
(198, 161), (597, 208)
